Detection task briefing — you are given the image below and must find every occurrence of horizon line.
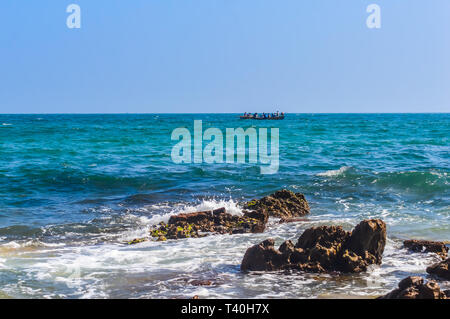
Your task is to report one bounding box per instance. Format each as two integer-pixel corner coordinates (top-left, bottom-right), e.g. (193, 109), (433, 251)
(1, 112), (449, 115)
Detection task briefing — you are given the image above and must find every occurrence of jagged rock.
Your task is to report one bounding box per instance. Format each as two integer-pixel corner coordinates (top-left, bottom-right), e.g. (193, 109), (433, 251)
(241, 239), (289, 271)
(295, 225), (349, 271)
(244, 189), (310, 218)
(341, 219), (386, 272)
(241, 219), (386, 273)
(379, 276), (447, 299)
(129, 207), (269, 243)
(427, 258), (450, 280)
(403, 239), (448, 259)
(190, 280), (213, 286)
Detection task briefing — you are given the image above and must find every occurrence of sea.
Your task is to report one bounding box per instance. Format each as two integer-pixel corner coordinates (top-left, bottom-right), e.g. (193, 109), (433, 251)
(0, 113), (448, 298)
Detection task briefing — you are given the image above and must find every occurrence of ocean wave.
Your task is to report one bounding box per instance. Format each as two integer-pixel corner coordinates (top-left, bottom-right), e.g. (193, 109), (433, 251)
(11, 167), (174, 192)
(316, 166), (352, 177)
(316, 167), (448, 194)
(371, 170), (448, 193)
(0, 198), (245, 247)
(138, 198), (244, 227)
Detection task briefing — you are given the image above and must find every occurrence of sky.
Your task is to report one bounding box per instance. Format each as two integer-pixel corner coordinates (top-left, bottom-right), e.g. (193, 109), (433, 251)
(0, 0), (449, 113)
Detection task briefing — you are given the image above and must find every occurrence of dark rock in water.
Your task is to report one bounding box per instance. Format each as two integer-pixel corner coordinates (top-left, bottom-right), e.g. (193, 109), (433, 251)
(426, 258), (450, 280)
(241, 239), (289, 271)
(403, 239), (448, 259)
(241, 219), (386, 273)
(127, 237), (148, 245)
(190, 280), (213, 286)
(341, 219), (386, 272)
(294, 225), (349, 271)
(244, 189), (310, 218)
(379, 276), (447, 299)
(130, 207), (269, 242)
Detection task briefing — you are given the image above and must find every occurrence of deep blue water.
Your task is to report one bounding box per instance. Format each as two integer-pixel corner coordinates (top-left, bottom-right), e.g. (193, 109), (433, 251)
(0, 114), (448, 298)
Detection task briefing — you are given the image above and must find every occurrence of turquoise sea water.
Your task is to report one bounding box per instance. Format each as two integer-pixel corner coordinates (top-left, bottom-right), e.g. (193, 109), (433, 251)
(0, 114), (449, 298)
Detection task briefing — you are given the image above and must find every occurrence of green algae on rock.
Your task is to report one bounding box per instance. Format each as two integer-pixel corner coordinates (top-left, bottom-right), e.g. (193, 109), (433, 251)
(128, 207), (268, 243)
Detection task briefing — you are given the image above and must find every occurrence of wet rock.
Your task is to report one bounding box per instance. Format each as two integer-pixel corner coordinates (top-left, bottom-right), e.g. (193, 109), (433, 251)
(241, 239), (289, 271)
(341, 219), (386, 272)
(426, 258), (450, 280)
(244, 189), (310, 218)
(379, 276), (447, 299)
(190, 280), (213, 286)
(403, 239), (448, 259)
(241, 219), (386, 273)
(127, 207), (269, 243)
(127, 238), (148, 245)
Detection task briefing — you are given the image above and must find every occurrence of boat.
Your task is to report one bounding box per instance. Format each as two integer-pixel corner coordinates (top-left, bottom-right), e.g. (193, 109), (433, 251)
(239, 113), (285, 120)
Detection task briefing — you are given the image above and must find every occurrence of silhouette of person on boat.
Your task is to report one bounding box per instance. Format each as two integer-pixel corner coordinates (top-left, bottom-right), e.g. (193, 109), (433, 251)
(240, 111), (285, 120)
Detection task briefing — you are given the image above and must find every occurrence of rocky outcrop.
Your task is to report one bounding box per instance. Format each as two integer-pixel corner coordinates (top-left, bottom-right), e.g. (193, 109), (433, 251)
(426, 258), (450, 280)
(244, 189), (310, 218)
(403, 240), (448, 259)
(129, 207), (268, 243)
(379, 276), (447, 299)
(241, 219), (386, 273)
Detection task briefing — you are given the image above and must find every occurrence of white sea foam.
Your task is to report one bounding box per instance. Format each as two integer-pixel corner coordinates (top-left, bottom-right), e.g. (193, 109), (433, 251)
(1, 201), (449, 299)
(317, 166), (350, 177)
(141, 198), (244, 226)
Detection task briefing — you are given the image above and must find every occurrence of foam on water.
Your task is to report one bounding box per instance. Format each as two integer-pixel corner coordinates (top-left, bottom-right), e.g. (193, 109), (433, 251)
(317, 166), (351, 177)
(1, 214), (448, 299)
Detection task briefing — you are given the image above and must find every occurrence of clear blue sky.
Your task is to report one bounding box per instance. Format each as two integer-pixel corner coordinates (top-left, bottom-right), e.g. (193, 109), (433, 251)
(1, 0), (449, 113)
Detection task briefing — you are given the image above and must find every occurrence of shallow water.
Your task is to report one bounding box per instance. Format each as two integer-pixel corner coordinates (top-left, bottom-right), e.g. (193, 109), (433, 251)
(0, 113), (449, 298)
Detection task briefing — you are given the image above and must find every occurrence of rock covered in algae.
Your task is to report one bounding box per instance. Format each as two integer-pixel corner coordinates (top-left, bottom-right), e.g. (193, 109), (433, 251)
(128, 207), (268, 243)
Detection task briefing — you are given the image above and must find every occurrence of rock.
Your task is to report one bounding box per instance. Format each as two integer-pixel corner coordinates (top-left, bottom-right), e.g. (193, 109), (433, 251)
(241, 239), (288, 271)
(403, 240), (448, 259)
(426, 258), (450, 280)
(127, 238), (148, 245)
(341, 219), (386, 272)
(190, 280), (213, 286)
(379, 276), (447, 299)
(143, 207), (268, 241)
(244, 189), (310, 218)
(295, 225), (349, 271)
(241, 219), (387, 273)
